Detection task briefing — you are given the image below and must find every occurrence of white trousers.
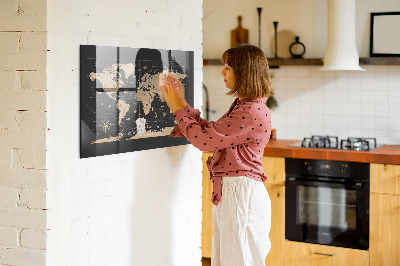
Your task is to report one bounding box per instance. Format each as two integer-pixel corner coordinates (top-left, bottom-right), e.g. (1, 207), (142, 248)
(212, 176), (271, 266)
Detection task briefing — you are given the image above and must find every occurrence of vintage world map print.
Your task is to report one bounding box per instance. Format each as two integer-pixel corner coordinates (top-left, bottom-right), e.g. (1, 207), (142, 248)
(80, 45), (194, 158)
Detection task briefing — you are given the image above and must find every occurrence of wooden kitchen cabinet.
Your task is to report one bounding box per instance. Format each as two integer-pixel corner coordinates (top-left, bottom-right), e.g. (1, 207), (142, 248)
(370, 163), (400, 195)
(284, 241), (369, 266)
(201, 154), (286, 266)
(202, 152), (213, 258)
(262, 156), (285, 266)
(264, 184), (285, 266)
(370, 163), (400, 266)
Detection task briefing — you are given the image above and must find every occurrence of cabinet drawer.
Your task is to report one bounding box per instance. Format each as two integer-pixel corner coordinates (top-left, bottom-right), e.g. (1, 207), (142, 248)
(284, 241), (369, 266)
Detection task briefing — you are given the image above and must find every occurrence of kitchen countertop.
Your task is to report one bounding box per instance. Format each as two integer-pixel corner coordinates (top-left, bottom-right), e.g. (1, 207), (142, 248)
(263, 139), (400, 165)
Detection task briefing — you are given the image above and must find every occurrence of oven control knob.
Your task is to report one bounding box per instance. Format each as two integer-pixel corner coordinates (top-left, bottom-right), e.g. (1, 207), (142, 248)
(340, 164), (347, 174)
(304, 161), (312, 171)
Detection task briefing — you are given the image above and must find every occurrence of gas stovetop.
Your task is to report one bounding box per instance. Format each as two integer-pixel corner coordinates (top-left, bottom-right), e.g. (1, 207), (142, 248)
(289, 135), (382, 151)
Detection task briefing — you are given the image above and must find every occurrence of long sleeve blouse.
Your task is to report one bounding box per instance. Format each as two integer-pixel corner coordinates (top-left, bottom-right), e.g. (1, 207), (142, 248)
(169, 97), (271, 205)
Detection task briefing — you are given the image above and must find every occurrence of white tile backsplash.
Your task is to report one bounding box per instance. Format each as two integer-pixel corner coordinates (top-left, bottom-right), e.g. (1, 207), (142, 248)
(203, 64), (400, 144)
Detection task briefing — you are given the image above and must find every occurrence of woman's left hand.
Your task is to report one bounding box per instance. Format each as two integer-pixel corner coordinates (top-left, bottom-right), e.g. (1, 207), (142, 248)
(161, 76), (184, 113)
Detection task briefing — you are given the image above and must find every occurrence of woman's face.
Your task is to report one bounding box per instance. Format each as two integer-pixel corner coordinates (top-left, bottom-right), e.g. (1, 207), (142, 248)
(220, 64), (235, 89)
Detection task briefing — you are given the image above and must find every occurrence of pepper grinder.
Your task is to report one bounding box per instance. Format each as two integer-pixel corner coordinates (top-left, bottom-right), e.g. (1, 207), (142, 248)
(257, 8), (262, 48)
(273, 21), (279, 58)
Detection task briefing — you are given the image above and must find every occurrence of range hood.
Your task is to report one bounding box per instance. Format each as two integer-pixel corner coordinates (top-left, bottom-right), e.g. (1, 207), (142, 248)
(320, 0), (365, 71)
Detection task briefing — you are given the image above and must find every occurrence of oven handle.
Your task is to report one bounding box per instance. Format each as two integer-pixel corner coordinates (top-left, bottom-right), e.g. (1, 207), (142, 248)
(286, 177), (364, 189)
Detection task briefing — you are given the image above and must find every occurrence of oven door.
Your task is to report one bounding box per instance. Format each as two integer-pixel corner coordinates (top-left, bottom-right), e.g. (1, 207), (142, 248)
(285, 177), (369, 250)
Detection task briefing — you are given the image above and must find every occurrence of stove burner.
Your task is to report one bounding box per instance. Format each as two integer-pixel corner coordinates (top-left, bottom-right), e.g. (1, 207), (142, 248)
(295, 136), (378, 151)
(340, 137), (377, 151)
(301, 135), (339, 149)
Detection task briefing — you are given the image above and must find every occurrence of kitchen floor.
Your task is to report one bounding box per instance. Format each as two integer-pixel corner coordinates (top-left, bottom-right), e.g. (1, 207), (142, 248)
(202, 257), (211, 266)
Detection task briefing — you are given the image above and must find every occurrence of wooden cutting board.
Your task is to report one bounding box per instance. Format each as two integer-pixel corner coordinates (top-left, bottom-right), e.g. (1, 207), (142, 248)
(231, 16), (249, 48)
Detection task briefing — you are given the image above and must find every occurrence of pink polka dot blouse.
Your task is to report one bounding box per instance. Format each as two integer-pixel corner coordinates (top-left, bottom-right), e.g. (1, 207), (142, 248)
(169, 97), (272, 206)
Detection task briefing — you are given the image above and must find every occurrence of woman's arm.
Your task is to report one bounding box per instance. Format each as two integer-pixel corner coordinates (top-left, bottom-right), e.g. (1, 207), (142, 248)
(161, 76), (210, 137)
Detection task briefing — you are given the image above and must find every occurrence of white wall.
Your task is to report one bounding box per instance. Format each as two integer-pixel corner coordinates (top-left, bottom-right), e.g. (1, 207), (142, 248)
(203, 0), (400, 145)
(0, 0), (48, 265)
(46, 0), (203, 265)
(203, 0), (400, 58)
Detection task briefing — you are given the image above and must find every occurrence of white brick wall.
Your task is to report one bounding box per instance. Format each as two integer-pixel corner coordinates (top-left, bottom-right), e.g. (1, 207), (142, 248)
(46, 1), (203, 266)
(0, 0), (48, 265)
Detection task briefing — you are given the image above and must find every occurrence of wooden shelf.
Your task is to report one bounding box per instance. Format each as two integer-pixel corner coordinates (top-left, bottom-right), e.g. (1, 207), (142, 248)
(203, 57), (400, 67)
(203, 58), (323, 67)
(359, 57), (400, 65)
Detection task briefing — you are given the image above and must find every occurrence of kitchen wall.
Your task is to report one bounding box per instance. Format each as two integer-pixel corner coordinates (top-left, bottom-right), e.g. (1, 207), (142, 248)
(46, 0), (203, 265)
(0, 0), (48, 265)
(203, 0), (400, 144)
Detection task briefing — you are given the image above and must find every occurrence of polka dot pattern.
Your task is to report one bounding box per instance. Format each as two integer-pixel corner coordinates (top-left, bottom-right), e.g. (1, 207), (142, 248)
(169, 97), (272, 206)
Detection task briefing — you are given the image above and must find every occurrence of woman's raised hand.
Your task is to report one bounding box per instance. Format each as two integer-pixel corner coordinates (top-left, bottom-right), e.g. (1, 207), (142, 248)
(161, 75), (186, 113)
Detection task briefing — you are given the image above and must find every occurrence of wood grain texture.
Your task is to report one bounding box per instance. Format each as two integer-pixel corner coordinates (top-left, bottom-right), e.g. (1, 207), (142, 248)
(263, 140), (400, 165)
(370, 163), (400, 195)
(201, 152), (213, 258)
(370, 193), (400, 266)
(264, 184), (285, 266)
(284, 241), (369, 266)
(262, 156), (285, 185)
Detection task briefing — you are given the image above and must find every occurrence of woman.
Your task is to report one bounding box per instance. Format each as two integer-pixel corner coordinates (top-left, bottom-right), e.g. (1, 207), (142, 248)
(161, 44), (273, 266)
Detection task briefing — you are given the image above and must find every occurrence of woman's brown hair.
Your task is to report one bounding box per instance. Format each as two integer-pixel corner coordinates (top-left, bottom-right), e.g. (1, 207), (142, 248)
(221, 44), (273, 99)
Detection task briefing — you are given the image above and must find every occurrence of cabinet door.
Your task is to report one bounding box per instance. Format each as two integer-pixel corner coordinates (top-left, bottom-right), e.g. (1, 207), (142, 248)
(202, 152), (213, 258)
(284, 241), (369, 266)
(370, 163), (400, 195)
(261, 156), (285, 185)
(370, 193), (400, 266)
(264, 184), (284, 266)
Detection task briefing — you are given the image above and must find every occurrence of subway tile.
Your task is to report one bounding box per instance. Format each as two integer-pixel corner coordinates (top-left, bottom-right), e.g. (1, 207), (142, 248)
(375, 104), (389, 117)
(361, 128), (375, 138)
(310, 66), (324, 77)
(374, 65), (388, 77)
(388, 65), (400, 76)
(348, 90), (362, 103)
(323, 115), (336, 129)
(388, 75), (400, 91)
(323, 87), (336, 103)
(362, 116), (375, 130)
(348, 103), (362, 116)
(335, 115), (348, 129)
(311, 102), (324, 113)
(361, 75), (374, 91)
(322, 70), (335, 78)
(374, 90), (388, 104)
(298, 67), (311, 78)
(361, 90), (375, 104)
(336, 103), (349, 116)
(374, 130), (389, 144)
(388, 131), (400, 144)
(298, 77), (311, 89)
(323, 103), (336, 115)
(374, 77), (388, 91)
(286, 77), (299, 89)
(388, 91), (400, 104)
(284, 66), (298, 77)
(348, 77), (362, 90)
(388, 104), (400, 117)
(374, 117), (389, 130)
(388, 117), (400, 131)
(336, 90), (349, 103)
(361, 103), (375, 116)
(348, 116), (362, 129)
(349, 128), (362, 137)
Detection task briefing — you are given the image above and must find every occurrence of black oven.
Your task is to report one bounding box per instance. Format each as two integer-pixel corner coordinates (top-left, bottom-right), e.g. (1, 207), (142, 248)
(285, 158), (369, 250)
